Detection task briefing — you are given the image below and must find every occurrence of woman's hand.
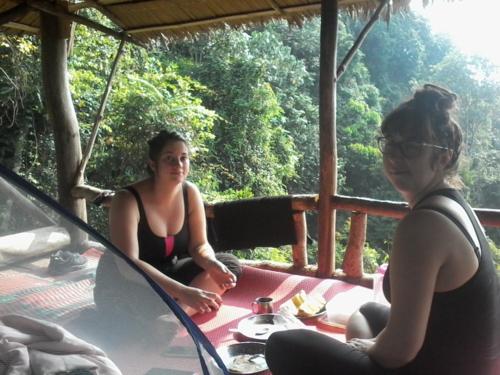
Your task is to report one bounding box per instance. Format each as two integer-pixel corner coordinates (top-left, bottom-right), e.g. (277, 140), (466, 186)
(346, 338), (376, 353)
(206, 260), (237, 290)
(179, 286), (223, 314)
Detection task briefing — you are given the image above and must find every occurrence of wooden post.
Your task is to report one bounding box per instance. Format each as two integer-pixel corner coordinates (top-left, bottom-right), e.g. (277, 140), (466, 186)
(342, 211), (367, 278)
(317, 0), (338, 278)
(292, 211), (308, 268)
(40, 10), (87, 243)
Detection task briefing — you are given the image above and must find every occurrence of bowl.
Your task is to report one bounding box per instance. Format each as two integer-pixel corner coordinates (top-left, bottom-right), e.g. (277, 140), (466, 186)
(217, 342), (269, 374)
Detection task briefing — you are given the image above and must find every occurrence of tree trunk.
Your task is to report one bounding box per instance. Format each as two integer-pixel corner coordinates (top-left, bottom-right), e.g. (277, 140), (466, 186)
(40, 11), (87, 244)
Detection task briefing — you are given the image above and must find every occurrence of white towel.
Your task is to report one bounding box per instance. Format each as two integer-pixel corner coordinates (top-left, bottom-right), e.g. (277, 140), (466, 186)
(0, 315), (122, 375)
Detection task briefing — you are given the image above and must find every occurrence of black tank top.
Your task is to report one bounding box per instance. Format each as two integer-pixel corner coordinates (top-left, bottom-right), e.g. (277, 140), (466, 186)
(383, 189), (500, 374)
(125, 185), (190, 269)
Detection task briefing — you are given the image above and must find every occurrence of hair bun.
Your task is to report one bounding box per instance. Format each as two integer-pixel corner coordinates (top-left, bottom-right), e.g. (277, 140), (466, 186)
(414, 84), (457, 114)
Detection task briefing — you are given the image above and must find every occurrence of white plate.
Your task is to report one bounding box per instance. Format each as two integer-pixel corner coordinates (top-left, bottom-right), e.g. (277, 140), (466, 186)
(237, 314), (292, 341)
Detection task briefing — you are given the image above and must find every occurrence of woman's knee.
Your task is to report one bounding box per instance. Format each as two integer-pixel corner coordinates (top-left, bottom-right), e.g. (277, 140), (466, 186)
(265, 331), (300, 373)
(266, 330), (343, 375)
(346, 310), (374, 340)
(347, 302), (390, 339)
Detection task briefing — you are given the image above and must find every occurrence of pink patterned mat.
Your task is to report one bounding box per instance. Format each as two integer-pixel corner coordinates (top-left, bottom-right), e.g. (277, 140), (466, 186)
(0, 248), (102, 322)
(193, 266), (373, 347)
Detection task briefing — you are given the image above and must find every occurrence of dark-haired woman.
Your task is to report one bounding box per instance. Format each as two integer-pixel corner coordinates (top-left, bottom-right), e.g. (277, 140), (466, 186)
(95, 130), (241, 320)
(265, 85), (499, 375)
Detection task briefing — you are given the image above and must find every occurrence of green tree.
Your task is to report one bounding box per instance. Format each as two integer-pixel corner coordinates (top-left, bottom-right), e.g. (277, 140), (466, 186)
(0, 35), (57, 195)
(169, 30), (299, 197)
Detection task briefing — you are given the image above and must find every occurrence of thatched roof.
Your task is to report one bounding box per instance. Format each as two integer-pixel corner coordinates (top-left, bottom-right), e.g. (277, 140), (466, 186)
(0, 0), (419, 45)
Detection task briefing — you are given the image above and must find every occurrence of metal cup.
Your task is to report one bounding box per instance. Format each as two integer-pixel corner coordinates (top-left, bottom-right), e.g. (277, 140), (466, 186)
(251, 297), (274, 314)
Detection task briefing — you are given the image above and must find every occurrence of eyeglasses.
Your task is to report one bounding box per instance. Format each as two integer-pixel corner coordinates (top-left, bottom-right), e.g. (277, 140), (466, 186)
(377, 137), (449, 159)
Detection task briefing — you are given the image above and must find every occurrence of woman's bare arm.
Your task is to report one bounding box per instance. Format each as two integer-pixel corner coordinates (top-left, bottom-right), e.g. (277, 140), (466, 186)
(186, 183), (237, 288)
(368, 210), (449, 368)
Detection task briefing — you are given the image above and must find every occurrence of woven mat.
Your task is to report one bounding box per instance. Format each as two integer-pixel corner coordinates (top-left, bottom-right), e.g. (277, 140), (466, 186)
(193, 266), (373, 347)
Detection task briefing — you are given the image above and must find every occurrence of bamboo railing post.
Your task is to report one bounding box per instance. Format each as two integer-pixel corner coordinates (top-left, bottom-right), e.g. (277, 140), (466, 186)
(341, 211), (367, 278)
(292, 211), (308, 268)
(317, 0), (338, 278)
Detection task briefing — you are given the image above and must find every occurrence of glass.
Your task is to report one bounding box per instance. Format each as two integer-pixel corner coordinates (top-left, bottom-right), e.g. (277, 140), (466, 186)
(377, 136), (449, 159)
(251, 297), (274, 314)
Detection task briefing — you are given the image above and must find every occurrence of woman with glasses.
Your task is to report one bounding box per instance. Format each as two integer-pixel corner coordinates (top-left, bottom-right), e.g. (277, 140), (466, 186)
(94, 130), (241, 323)
(265, 85), (499, 374)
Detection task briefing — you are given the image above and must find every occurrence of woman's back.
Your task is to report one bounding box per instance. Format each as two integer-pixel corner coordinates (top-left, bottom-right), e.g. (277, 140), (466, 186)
(384, 189), (500, 374)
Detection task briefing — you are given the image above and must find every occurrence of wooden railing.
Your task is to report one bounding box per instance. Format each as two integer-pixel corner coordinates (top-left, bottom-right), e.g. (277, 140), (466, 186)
(206, 194), (500, 287)
(73, 185), (500, 287)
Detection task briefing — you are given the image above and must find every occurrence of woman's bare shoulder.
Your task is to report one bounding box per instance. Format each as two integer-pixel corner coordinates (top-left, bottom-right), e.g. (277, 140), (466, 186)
(398, 207), (458, 234)
(394, 208), (462, 261)
(111, 187), (140, 214)
(184, 181), (203, 200)
(112, 188), (134, 203)
(184, 180), (200, 192)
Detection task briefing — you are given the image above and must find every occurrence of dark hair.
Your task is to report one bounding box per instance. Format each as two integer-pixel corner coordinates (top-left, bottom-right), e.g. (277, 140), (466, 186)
(381, 84), (463, 186)
(147, 130), (187, 175)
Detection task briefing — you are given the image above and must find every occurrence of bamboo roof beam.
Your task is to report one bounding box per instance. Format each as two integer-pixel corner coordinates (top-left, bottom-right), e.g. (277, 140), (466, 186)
(127, 3), (321, 35)
(68, 1), (97, 11)
(266, 0), (285, 15)
(2, 21), (38, 33)
(0, 3), (29, 26)
(69, 0), (129, 31)
(27, 0), (144, 47)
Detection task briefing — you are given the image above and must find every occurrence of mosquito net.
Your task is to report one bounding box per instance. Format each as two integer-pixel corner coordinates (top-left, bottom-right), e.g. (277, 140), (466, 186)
(0, 164), (227, 375)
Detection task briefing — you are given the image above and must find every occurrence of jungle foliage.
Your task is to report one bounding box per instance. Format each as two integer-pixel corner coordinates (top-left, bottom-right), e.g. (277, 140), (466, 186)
(1, 12), (499, 271)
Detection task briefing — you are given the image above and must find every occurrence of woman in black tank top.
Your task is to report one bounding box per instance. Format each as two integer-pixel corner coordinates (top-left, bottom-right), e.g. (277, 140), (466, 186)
(95, 130), (241, 318)
(266, 85), (499, 375)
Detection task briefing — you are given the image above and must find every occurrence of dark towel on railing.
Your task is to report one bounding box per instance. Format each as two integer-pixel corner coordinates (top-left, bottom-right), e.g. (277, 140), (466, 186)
(208, 196), (296, 251)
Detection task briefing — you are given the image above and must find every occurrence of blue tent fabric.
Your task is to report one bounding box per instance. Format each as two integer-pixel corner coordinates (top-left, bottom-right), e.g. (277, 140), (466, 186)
(0, 164), (228, 375)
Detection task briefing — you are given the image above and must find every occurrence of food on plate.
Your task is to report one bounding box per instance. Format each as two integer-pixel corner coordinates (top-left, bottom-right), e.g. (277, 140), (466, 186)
(229, 353), (267, 373)
(286, 290), (326, 318)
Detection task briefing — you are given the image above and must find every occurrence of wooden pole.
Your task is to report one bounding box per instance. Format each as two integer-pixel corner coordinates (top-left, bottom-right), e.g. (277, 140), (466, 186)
(317, 0), (338, 278)
(342, 211), (367, 278)
(336, 0), (389, 80)
(291, 211), (308, 268)
(75, 38), (126, 185)
(40, 10), (87, 243)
